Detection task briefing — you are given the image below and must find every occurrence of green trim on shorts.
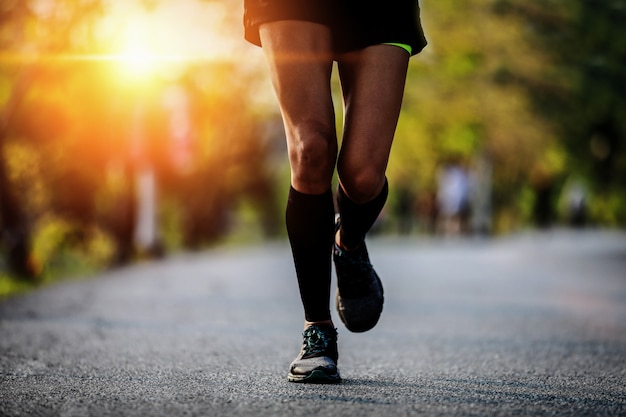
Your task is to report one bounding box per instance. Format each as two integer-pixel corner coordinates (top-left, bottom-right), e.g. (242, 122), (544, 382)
(383, 42), (412, 55)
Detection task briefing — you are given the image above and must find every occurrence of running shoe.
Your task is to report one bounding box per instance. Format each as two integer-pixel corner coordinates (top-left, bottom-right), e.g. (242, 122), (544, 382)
(334, 218), (384, 333)
(288, 325), (341, 383)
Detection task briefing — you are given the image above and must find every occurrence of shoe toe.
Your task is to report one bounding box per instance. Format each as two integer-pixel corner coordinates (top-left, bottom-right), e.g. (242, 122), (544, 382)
(336, 277), (384, 333)
(290, 355), (337, 376)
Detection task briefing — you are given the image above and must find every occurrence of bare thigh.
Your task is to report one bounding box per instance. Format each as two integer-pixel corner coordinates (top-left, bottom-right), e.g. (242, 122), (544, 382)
(337, 45), (409, 203)
(259, 21), (338, 194)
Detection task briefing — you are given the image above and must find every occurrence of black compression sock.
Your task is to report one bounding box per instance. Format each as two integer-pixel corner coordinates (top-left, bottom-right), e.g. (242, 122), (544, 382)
(337, 179), (389, 250)
(286, 186), (335, 322)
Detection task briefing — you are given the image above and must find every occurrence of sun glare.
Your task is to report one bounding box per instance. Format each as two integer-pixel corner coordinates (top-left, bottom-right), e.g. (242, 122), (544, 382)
(116, 26), (159, 79)
(100, 2), (233, 84)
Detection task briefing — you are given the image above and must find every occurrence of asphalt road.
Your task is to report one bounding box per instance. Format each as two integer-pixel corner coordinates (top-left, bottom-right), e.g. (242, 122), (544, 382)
(1, 230), (625, 416)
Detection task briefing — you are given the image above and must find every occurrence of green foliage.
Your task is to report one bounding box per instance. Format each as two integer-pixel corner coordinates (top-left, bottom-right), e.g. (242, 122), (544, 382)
(492, 0), (626, 225)
(0, 273), (33, 298)
(31, 215), (116, 275)
(588, 190), (626, 227)
(0, 216), (116, 299)
(388, 0), (625, 231)
(391, 0), (561, 232)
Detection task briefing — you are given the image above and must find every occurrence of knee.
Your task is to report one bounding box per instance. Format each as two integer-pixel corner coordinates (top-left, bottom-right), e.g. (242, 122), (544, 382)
(288, 121), (337, 192)
(338, 168), (386, 204)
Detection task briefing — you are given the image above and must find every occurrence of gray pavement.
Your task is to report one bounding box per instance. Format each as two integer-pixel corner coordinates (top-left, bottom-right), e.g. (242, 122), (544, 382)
(1, 229), (625, 416)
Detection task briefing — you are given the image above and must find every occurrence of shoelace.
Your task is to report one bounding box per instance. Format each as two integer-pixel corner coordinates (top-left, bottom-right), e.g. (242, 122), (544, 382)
(302, 326), (333, 357)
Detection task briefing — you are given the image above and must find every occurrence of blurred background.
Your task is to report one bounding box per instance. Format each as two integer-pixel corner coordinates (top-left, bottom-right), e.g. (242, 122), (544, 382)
(1, 0), (624, 295)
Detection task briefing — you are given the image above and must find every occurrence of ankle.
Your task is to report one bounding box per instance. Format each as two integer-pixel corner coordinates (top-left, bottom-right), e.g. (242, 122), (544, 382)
(304, 320), (334, 330)
(335, 230), (360, 252)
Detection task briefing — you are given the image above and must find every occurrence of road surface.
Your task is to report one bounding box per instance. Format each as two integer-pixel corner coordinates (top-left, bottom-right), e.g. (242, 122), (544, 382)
(1, 230), (625, 416)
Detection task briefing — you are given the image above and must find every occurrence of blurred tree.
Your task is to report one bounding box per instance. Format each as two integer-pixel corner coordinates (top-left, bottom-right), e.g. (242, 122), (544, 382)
(0, 69), (36, 277)
(156, 60), (282, 248)
(0, 0), (283, 282)
(0, 1), (105, 278)
(494, 0), (626, 225)
(389, 0), (563, 233)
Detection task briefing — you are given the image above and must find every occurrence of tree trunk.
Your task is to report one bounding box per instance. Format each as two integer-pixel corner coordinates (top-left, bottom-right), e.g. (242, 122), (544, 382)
(0, 69), (39, 280)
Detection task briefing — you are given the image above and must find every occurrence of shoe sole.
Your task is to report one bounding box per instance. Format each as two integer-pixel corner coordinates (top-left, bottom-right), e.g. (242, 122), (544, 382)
(288, 369), (341, 384)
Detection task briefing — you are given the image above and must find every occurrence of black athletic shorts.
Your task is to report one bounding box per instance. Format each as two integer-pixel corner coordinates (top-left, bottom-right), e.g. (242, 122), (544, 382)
(243, 0), (427, 56)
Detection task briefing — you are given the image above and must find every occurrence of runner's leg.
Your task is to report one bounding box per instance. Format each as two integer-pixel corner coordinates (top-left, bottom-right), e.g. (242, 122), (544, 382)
(259, 21), (337, 323)
(336, 44), (409, 247)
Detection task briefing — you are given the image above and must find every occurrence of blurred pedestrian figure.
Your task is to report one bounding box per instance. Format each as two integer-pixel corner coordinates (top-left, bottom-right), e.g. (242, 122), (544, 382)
(561, 178), (588, 228)
(436, 159), (470, 236)
(243, 0), (427, 383)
